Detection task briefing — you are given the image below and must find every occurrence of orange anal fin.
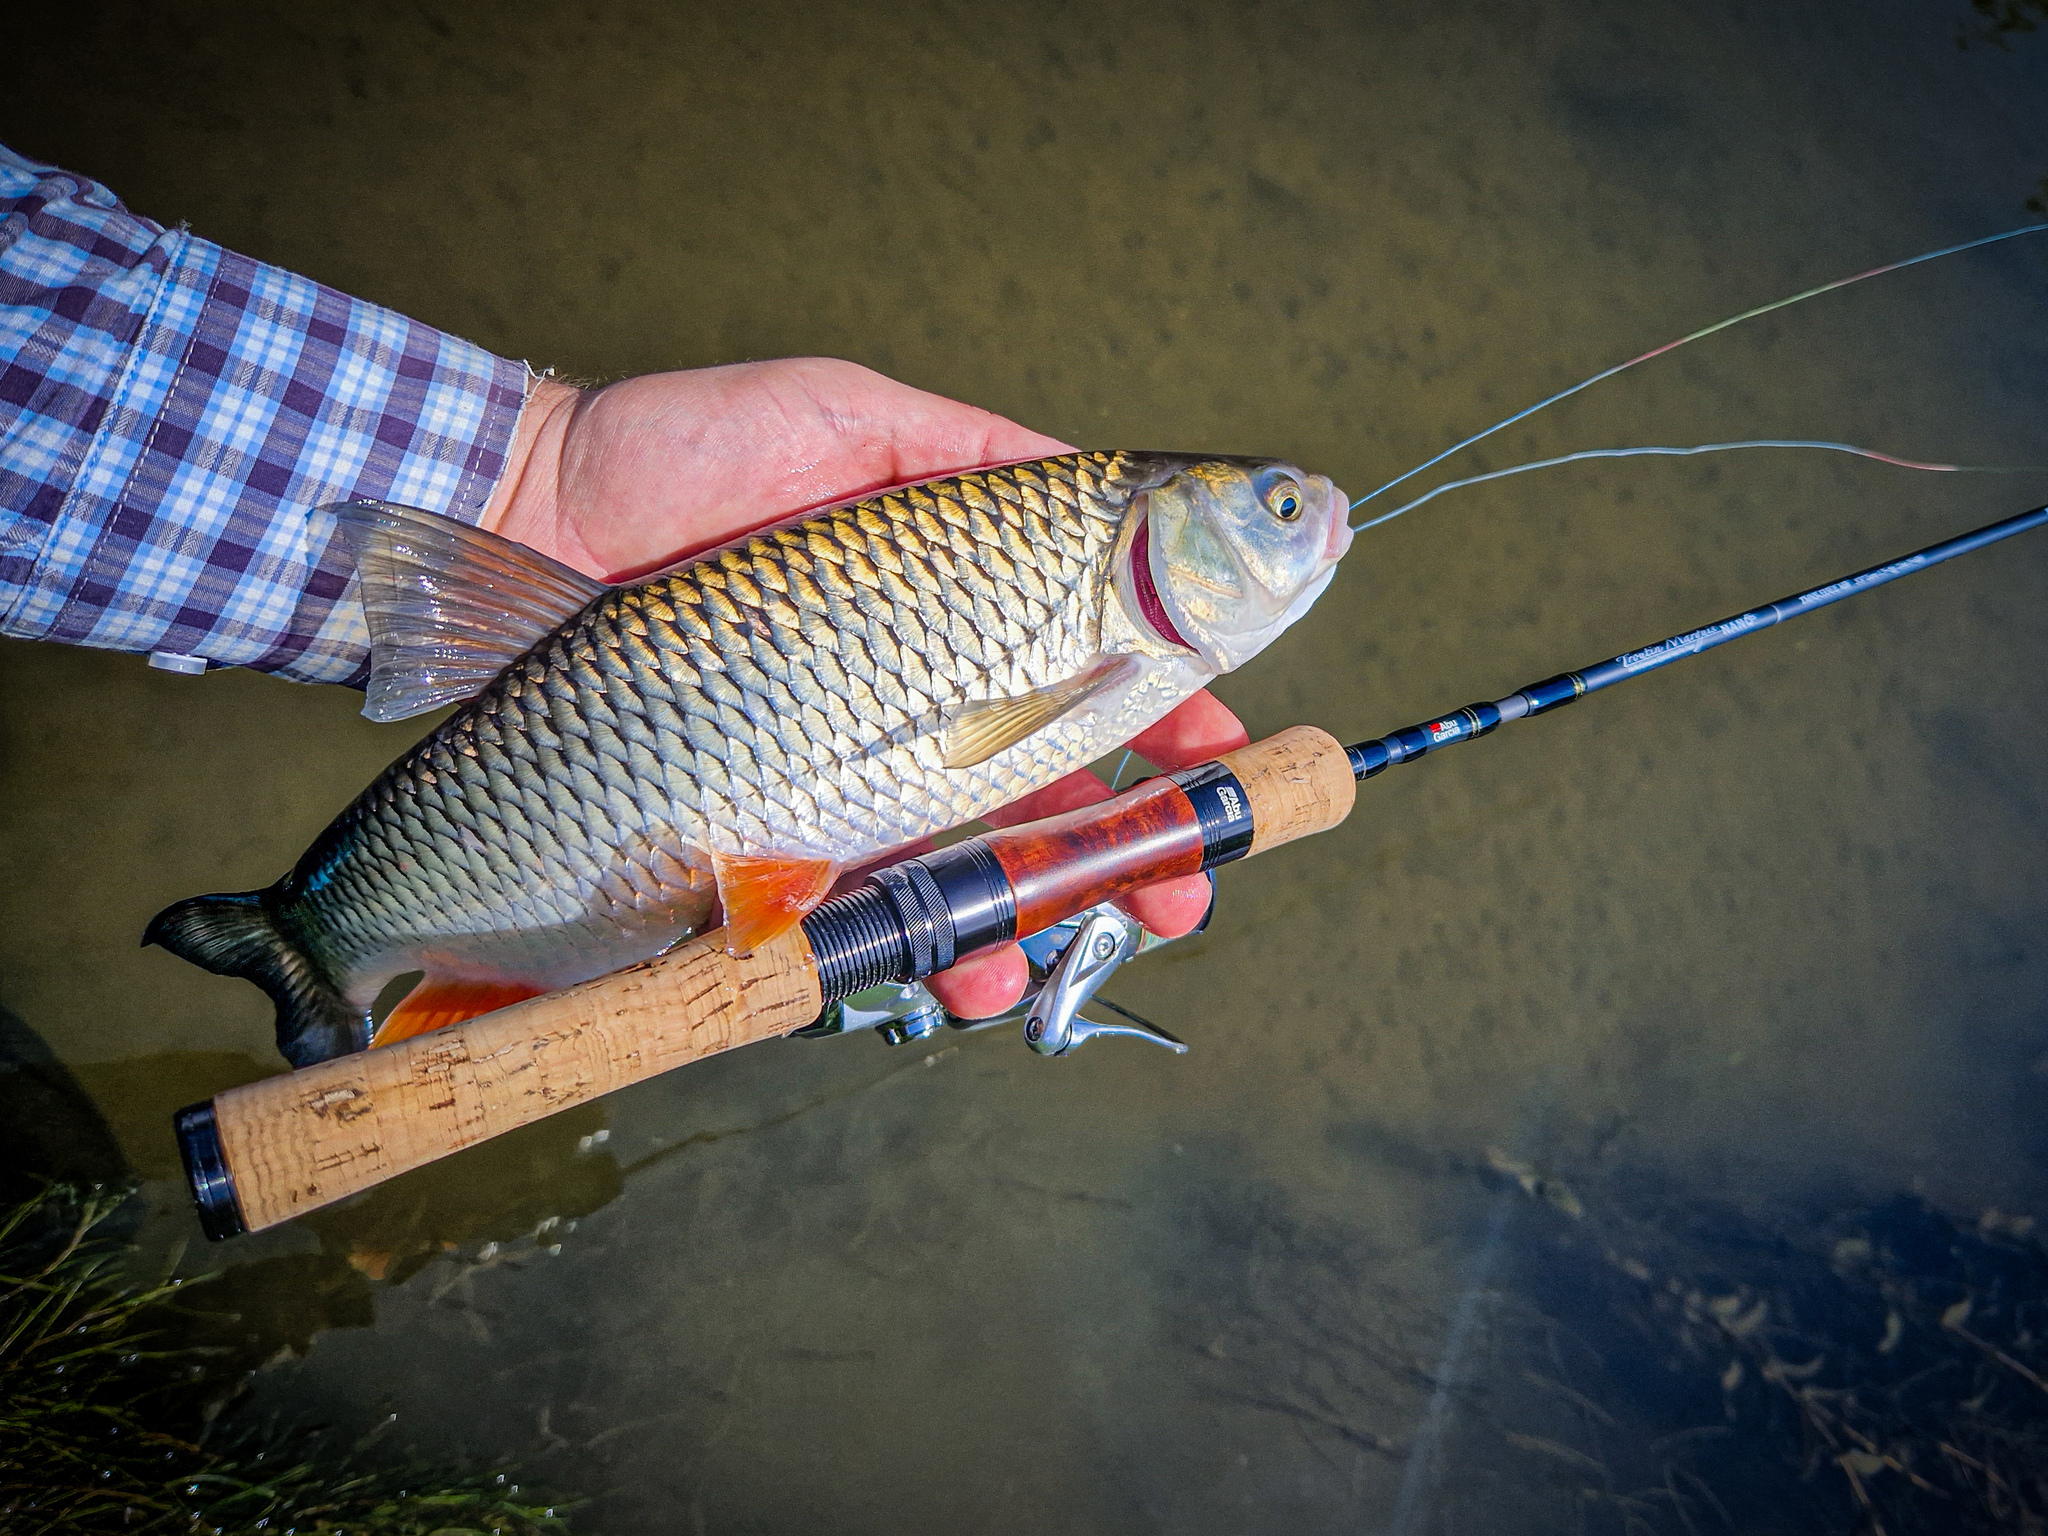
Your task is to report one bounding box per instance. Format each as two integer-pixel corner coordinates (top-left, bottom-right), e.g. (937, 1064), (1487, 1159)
(370, 977), (546, 1048)
(712, 851), (840, 956)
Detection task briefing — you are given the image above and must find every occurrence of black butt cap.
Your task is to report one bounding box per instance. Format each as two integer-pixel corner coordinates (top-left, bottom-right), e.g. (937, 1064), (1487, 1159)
(173, 1100), (247, 1242)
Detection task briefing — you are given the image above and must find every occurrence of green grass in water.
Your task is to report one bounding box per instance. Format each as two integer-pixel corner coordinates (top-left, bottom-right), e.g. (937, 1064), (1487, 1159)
(1, 1184), (572, 1536)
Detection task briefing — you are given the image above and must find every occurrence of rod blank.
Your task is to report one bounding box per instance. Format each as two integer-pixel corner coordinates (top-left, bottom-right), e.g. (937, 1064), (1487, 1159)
(1347, 503), (2048, 779)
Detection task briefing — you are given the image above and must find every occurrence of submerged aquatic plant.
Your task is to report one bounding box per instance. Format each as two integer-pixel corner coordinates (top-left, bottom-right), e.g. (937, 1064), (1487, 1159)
(1487, 1169), (2048, 1534)
(0, 1183), (571, 1535)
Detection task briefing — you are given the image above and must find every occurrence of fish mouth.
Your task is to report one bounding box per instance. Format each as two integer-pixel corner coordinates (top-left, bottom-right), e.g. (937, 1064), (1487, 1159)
(1323, 481), (1355, 561)
(1128, 516), (1198, 653)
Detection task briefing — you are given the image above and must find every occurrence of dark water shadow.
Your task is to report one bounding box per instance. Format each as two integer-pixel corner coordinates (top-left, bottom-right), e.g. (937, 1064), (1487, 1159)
(65, 1050), (276, 1178)
(0, 999), (128, 1204)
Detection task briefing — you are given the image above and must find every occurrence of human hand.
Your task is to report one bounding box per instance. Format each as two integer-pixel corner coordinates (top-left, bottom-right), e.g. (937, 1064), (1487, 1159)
(484, 358), (1245, 1017)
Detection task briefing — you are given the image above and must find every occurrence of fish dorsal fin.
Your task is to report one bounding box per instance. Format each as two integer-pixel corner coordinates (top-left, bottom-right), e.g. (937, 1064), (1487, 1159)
(939, 656), (1137, 770)
(330, 499), (608, 723)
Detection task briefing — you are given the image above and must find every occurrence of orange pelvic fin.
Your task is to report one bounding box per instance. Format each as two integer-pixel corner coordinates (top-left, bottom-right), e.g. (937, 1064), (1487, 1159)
(370, 976), (546, 1048)
(712, 851), (840, 955)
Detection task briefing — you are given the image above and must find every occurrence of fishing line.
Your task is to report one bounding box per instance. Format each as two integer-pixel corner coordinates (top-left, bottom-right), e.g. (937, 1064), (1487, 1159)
(1352, 439), (2048, 531)
(1348, 222), (2048, 522)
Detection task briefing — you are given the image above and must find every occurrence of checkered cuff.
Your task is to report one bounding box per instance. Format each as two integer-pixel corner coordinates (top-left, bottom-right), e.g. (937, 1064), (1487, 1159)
(0, 147), (532, 684)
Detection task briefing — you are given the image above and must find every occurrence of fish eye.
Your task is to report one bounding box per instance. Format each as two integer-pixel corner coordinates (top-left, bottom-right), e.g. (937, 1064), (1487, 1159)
(1264, 478), (1304, 522)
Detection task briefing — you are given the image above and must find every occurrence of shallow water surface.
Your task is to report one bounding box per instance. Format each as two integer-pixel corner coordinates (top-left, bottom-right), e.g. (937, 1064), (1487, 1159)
(5, 1), (2048, 1530)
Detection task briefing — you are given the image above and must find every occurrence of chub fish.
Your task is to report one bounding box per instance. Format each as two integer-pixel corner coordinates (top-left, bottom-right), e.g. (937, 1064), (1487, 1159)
(146, 451), (1350, 1066)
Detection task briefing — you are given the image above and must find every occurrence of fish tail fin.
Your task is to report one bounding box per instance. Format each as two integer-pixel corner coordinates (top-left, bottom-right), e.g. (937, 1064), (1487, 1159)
(144, 891), (368, 1067)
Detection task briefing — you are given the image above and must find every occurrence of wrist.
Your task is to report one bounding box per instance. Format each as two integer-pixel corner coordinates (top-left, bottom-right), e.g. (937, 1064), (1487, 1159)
(479, 375), (588, 571)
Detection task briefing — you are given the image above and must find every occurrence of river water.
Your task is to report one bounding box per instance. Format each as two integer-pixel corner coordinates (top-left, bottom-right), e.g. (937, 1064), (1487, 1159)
(5, 2), (2048, 1530)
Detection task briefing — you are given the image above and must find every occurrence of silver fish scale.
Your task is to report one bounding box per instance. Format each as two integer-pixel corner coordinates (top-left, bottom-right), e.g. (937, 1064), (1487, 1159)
(286, 452), (1163, 997)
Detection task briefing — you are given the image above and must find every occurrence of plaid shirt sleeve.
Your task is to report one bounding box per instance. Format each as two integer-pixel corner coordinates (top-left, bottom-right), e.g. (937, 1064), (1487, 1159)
(0, 144), (532, 685)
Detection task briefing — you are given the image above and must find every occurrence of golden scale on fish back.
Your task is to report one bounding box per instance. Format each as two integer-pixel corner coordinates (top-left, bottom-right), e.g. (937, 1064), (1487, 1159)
(146, 450), (1352, 1067)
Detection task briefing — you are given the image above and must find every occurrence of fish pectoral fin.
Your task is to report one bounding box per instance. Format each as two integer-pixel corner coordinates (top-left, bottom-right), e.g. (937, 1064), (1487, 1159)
(329, 499), (609, 723)
(938, 656), (1137, 770)
(370, 976), (548, 1047)
(711, 851), (842, 956)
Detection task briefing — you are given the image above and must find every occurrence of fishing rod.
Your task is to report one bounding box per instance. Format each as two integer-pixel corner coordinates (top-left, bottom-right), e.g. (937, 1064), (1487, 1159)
(175, 503), (2048, 1240)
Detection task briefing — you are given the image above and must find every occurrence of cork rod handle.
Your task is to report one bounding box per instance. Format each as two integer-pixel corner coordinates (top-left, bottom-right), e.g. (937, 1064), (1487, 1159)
(201, 926), (821, 1234)
(1217, 724), (1357, 855)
